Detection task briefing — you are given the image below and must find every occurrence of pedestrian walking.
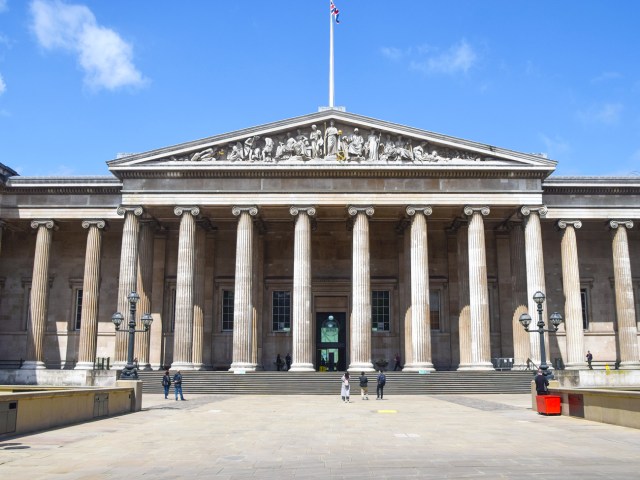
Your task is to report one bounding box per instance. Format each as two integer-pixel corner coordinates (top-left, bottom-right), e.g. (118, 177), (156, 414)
(173, 370), (185, 401)
(586, 351), (593, 370)
(341, 372), (350, 403)
(359, 372), (369, 400)
(376, 370), (386, 400)
(161, 369), (171, 399)
(393, 353), (402, 371)
(285, 352), (292, 371)
(534, 369), (549, 396)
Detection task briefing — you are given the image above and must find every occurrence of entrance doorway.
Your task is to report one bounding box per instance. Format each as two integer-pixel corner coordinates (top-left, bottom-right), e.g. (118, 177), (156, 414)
(316, 312), (347, 372)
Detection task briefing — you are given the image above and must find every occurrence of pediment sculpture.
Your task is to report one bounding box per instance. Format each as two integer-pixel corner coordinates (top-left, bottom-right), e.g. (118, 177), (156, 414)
(165, 120), (493, 164)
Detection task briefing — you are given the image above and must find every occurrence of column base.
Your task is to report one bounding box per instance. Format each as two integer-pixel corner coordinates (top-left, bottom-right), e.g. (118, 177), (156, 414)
(457, 362), (494, 371)
(21, 360), (46, 370)
(402, 363), (435, 373)
(289, 363), (315, 372)
(74, 361), (96, 370)
(192, 363), (205, 371)
(618, 361), (640, 370)
(171, 361), (195, 370)
(348, 362), (375, 373)
(229, 362), (257, 372)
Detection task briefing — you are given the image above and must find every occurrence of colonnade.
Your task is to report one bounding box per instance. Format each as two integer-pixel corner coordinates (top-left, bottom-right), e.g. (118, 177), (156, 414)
(18, 204), (640, 372)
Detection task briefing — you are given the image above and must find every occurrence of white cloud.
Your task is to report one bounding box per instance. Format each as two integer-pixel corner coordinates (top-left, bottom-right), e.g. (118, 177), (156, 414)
(409, 40), (477, 75)
(0, 0), (7, 13)
(577, 103), (623, 125)
(591, 71), (622, 83)
(30, 0), (146, 91)
(539, 133), (571, 157)
(380, 47), (405, 61)
(0, 73), (5, 95)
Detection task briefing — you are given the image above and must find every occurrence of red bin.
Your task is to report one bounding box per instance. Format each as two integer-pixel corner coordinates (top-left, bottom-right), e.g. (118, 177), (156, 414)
(536, 395), (561, 415)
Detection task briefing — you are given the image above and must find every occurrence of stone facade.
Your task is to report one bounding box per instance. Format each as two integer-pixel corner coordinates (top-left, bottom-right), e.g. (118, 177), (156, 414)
(0, 111), (639, 372)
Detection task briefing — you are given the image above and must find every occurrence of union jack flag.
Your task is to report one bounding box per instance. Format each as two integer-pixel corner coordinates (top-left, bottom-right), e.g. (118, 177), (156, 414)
(330, 1), (340, 23)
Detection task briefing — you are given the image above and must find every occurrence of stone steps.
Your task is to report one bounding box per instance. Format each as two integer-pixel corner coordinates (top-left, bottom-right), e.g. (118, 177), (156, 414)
(137, 370), (534, 395)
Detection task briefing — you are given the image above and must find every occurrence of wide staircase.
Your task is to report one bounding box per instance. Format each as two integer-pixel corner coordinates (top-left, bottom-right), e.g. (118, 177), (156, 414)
(137, 370), (534, 395)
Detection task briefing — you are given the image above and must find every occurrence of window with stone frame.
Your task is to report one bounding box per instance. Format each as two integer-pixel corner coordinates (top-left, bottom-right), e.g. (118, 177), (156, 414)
(222, 290), (234, 331)
(581, 287), (590, 330)
(163, 281), (176, 333)
(430, 290), (441, 331)
(73, 287), (83, 330)
(22, 281), (31, 332)
(272, 291), (291, 332)
(372, 290), (390, 331)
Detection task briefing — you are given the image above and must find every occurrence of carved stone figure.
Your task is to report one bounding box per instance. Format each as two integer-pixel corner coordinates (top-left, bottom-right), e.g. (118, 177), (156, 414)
(227, 143), (243, 161)
(309, 125), (323, 158)
(285, 132), (296, 156)
(381, 134), (396, 161)
(347, 128), (364, 159)
(262, 137), (274, 162)
(365, 130), (380, 161)
(190, 147), (214, 162)
(244, 136), (260, 162)
(395, 136), (413, 162)
(412, 143), (426, 162)
(294, 129), (309, 158)
(325, 120), (338, 156)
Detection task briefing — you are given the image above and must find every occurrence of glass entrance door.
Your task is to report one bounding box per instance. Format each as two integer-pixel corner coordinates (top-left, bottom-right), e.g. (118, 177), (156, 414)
(316, 312), (346, 371)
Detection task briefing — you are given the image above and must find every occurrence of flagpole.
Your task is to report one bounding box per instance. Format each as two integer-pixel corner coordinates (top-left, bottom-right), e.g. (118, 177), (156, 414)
(329, 2), (334, 108)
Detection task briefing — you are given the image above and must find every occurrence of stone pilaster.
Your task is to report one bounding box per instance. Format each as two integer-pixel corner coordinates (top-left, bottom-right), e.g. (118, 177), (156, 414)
(192, 219), (210, 370)
(75, 220), (106, 370)
(404, 206), (435, 372)
(289, 206), (316, 372)
(462, 206), (493, 370)
(23, 220), (57, 369)
(229, 206), (259, 372)
(558, 220), (587, 369)
(509, 222), (530, 369)
(455, 221), (472, 370)
(348, 206), (375, 372)
(521, 205), (549, 366)
(114, 206), (143, 368)
(172, 206), (199, 370)
(609, 220), (640, 369)
(134, 219), (155, 370)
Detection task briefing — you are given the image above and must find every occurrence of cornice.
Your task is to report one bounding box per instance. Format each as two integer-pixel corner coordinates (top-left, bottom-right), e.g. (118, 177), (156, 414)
(543, 176), (640, 195)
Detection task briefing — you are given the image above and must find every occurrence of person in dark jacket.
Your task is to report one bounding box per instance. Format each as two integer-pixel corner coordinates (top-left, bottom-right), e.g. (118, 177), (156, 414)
(162, 370), (171, 399)
(173, 370), (185, 401)
(285, 353), (292, 371)
(376, 370), (386, 400)
(359, 372), (369, 400)
(535, 369), (549, 395)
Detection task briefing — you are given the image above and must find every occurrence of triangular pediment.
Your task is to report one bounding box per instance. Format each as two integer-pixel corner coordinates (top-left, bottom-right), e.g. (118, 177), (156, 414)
(108, 110), (556, 174)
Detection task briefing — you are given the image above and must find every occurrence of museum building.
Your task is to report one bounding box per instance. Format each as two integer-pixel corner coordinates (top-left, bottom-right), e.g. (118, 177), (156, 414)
(1, 109), (639, 374)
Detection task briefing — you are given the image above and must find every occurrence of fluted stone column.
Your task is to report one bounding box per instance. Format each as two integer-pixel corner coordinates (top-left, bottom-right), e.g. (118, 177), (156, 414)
(521, 205), (549, 366)
(23, 220), (57, 369)
(75, 220), (106, 370)
(114, 206), (143, 368)
(289, 206), (316, 372)
(463, 206), (493, 370)
(192, 219), (210, 370)
(230, 206), (259, 372)
(348, 206), (375, 372)
(509, 222), (530, 369)
(610, 220), (640, 369)
(558, 220), (587, 369)
(172, 206), (199, 370)
(404, 206), (435, 372)
(455, 222), (472, 370)
(134, 219), (155, 370)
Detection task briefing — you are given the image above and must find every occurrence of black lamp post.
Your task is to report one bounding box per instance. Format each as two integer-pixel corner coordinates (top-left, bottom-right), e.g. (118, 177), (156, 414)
(111, 291), (153, 380)
(519, 291), (563, 379)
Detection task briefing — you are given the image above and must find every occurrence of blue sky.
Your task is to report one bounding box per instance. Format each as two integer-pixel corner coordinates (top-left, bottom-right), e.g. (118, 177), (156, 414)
(0, 0), (639, 176)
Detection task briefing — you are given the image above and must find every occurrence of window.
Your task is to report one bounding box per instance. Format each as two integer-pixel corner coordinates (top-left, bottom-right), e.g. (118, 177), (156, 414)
(372, 290), (390, 331)
(22, 281), (31, 332)
(222, 290), (234, 331)
(73, 288), (83, 330)
(430, 290), (441, 330)
(272, 291), (291, 332)
(581, 287), (589, 330)
(167, 286), (177, 332)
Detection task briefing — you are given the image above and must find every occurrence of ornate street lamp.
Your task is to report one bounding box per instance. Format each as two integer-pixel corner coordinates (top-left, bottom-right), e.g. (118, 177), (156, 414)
(519, 291), (563, 379)
(112, 291), (153, 380)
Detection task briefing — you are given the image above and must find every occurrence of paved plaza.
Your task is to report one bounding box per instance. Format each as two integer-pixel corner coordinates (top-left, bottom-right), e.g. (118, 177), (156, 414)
(1, 392), (640, 479)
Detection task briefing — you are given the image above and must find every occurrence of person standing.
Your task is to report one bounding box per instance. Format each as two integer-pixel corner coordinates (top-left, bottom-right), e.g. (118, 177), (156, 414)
(173, 370), (185, 401)
(586, 351), (593, 370)
(534, 369), (549, 396)
(376, 370), (386, 400)
(393, 353), (402, 371)
(285, 353), (292, 371)
(341, 371), (350, 403)
(162, 370), (171, 399)
(359, 372), (369, 400)
(276, 354), (284, 371)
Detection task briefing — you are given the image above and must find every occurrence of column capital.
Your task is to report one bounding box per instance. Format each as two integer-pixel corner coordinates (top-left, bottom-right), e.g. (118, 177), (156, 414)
(30, 219), (58, 231)
(174, 206), (200, 217)
(347, 205), (374, 217)
(232, 206), (258, 217)
(116, 205), (144, 217)
(81, 219), (107, 230)
(406, 205), (433, 216)
(463, 206), (490, 217)
(557, 220), (582, 230)
(520, 205), (548, 218)
(609, 220), (634, 230)
(289, 206), (317, 217)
